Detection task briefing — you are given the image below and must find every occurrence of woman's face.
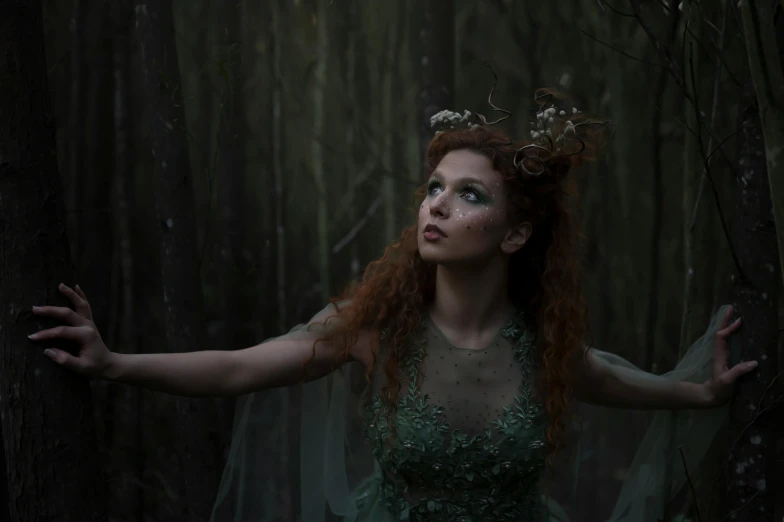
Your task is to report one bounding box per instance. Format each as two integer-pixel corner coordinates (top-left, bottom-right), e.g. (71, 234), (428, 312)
(418, 149), (530, 266)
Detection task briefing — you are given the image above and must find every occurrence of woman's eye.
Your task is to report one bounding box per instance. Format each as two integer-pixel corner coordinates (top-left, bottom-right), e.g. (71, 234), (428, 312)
(427, 182), (481, 202)
(461, 189), (480, 202)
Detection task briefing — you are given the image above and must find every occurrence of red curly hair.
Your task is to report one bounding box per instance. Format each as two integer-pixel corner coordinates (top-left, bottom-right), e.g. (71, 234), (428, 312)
(307, 88), (609, 468)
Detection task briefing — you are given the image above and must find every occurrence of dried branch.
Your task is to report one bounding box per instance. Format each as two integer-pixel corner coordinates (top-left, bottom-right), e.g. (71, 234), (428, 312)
(474, 60), (512, 126)
(596, 0), (636, 17)
(576, 25), (666, 68)
(686, 42), (747, 282)
(331, 195), (383, 254)
(678, 446), (703, 522)
(627, 0), (740, 180)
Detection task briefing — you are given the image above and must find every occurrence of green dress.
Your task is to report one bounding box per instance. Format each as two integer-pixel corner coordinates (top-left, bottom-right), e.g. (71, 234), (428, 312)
(354, 308), (547, 521)
(210, 302), (733, 522)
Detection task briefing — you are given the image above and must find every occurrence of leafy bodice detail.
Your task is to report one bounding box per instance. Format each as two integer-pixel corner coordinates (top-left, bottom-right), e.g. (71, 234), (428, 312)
(360, 310), (548, 521)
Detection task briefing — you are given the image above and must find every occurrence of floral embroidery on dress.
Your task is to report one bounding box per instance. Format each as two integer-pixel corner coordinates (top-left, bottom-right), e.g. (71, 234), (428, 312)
(361, 310), (548, 521)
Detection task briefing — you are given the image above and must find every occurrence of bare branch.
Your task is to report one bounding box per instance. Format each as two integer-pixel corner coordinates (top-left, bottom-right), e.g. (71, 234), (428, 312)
(331, 195), (383, 254)
(679, 446), (703, 522)
(687, 42), (747, 281)
(576, 25), (666, 68)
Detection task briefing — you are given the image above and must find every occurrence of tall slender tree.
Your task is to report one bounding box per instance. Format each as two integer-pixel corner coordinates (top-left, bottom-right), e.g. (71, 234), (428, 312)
(739, 0), (784, 287)
(313, 0), (330, 304)
(111, 0), (143, 519)
(418, 1), (455, 164)
(134, 2), (218, 520)
(214, 0), (247, 463)
(68, 0), (87, 268)
(0, 2), (108, 521)
(724, 72), (780, 522)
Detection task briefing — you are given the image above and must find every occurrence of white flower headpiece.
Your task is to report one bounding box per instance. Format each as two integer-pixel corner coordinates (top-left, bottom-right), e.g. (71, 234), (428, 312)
(430, 78), (613, 179)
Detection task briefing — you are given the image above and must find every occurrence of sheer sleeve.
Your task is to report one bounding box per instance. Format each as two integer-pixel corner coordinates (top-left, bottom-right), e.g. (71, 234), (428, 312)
(545, 304), (738, 522)
(209, 301), (376, 522)
(212, 304), (737, 522)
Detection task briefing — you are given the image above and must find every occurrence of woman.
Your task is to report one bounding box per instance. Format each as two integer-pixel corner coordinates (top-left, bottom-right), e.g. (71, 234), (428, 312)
(29, 89), (754, 521)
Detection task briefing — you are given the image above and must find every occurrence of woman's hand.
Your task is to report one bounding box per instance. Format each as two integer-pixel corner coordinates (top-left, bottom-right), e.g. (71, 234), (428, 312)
(703, 305), (757, 407)
(28, 283), (115, 379)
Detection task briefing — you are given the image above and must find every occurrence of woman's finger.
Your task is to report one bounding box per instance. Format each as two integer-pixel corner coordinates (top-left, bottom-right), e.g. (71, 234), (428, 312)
(75, 284), (88, 301)
(717, 317), (742, 338)
(58, 283), (93, 321)
(59, 283), (87, 309)
(31, 305), (87, 326)
(43, 348), (82, 371)
(28, 325), (93, 343)
(724, 360), (758, 384)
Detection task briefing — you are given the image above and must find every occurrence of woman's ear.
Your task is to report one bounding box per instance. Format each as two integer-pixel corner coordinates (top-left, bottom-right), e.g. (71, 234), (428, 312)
(501, 222), (532, 254)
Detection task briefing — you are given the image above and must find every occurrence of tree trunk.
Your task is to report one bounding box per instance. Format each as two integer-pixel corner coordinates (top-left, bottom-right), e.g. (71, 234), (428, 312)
(0, 3), (108, 521)
(134, 2), (218, 520)
(215, 0), (246, 467)
(345, 1), (361, 279)
(314, 0), (330, 303)
(83, 0), (116, 477)
(382, 5), (400, 244)
(740, 0), (784, 288)
(268, 0), (287, 336)
(724, 74), (780, 522)
(68, 0), (87, 268)
(419, 0), (455, 163)
(0, 409), (9, 522)
(82, 0), (114, 338)
(111, 1), (144, 520)
(216, 1), (247, 351)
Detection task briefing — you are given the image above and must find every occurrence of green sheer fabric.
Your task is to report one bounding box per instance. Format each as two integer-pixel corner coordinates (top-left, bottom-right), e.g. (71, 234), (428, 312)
(210, 303), (735, 522)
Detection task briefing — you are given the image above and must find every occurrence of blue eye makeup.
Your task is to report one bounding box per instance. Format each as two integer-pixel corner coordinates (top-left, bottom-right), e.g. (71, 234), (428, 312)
(426, 179), (487, 204)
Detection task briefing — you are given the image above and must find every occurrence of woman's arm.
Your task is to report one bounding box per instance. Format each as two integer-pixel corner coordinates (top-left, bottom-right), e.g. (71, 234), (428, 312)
(30, 283), (373, 397)
(570, 307), (756, 410)
(107, 329), (374, 397)
(570, 349), (712, 409)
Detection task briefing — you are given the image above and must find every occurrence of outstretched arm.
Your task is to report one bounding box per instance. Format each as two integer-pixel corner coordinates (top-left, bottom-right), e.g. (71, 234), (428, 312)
(570, 306), (757, 410)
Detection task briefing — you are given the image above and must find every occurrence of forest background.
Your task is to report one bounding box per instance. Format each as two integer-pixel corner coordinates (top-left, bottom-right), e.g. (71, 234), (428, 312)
(1, 0), (783, 521)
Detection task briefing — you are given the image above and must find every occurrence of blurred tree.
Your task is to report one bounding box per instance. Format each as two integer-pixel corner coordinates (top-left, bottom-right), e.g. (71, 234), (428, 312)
(68, 0), (87, 268)
(0, 2), (108, 521)
(110, 0), (143, 519)
(83, 1), (116, 470)
(134, 1), (218, 520)
(419, 0), (455, 161)
(0, 431), (7, 521)
(314, 0), (330, 303)
(214, 0), (247, 463)
(740, 0), (784, 287)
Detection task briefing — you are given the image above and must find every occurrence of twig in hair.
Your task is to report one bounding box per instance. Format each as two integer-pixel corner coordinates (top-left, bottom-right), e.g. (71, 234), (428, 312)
(476, 60), (512, 126)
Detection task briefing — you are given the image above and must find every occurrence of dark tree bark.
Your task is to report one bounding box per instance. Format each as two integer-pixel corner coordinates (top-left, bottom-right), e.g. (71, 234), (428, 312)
(68, 0), (87, 269)
(724, 76), (780, 522)
(0, 3), (108, 521)
(216, 1), (248, 348)
(0, 428), (8, 522)
(111, 1), (144, 520)
(215, 0), (247, 459)
(82, 0), (114, 340)
(83, 3), (115, 483)
(418, 0), (455, 162)
(134, 2), (218, 520)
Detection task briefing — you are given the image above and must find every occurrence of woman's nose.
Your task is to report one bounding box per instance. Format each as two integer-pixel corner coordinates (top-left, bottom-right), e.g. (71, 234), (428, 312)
(429, 194), (449, 218)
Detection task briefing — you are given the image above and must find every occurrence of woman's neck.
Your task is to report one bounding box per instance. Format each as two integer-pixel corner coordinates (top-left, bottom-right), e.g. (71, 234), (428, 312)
(428, 256), (514, 336)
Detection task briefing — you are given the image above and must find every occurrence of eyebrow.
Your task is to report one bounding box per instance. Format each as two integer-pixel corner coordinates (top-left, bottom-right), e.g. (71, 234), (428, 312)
(430, 170), (490, 191)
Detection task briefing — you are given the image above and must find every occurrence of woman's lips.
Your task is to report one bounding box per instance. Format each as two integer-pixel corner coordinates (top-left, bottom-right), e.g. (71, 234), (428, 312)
(423, 224), (447, 240)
